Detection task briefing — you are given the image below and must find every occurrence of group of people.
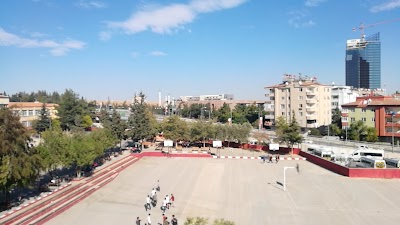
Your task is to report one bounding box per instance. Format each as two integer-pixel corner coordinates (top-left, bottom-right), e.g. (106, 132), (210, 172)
(136, 180), (178, 225)
(262, 154), (280, 163)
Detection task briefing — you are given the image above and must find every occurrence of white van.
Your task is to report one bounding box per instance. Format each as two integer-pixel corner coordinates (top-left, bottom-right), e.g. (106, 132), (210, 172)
(314, 147), (334, 159)
(349, 148), (384, 162)
(357, 157), (386, 169)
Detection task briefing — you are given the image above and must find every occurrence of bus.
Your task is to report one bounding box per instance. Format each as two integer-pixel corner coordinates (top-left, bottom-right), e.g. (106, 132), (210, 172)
(314, 147), (334, 159)
(357, 157), (386, 169)
(384, 158), (400, 168)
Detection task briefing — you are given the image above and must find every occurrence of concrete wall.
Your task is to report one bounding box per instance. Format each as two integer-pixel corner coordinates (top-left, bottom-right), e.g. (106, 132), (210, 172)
(300, 151), (400, 179)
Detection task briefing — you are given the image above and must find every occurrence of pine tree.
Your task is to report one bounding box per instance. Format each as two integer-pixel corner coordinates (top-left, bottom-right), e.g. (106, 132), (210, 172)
(33, 103), (51, 133)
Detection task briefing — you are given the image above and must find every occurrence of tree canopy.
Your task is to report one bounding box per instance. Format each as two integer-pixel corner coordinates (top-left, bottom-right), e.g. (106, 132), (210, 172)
(275, 112), (303, 153)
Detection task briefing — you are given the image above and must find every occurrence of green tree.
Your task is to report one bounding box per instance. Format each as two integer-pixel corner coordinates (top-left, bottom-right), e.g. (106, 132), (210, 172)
(348, 120), (367, 141)
(81, 114), (93, 129)
(184, 217), (209, 225)
(276, 112), (303, 155)
(331, 107), (342, 128)
(57, 89), (90, 130)
(110, 109), (127, 148)
(127, 92), (157, 144)
(215, 103), (232, 123)
(0, 108), (42, 202)
(213, 219), (236, 225)
(162, 115), (189, 146)
(329, 124), (342, 136)
(309, 128), (321, 136)
(365, 127), (378, 142)
(32, 103), (52, 133)
(36, 128), (68, 176)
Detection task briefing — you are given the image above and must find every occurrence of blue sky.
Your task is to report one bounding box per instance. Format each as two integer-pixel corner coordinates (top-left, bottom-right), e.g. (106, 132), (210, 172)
(1, 0), (400, 102)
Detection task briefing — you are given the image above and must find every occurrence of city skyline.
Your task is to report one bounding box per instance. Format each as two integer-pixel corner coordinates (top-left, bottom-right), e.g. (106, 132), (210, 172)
(1, 0), (400, 101)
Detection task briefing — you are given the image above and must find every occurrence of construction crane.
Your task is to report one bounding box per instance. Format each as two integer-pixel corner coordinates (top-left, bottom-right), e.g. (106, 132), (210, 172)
(353, 18), (400, 41)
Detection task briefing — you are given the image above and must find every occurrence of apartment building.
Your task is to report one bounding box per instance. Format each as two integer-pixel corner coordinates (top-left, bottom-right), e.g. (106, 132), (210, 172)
(265, 74), (332, 129)
(341, 96), (400, 140)
(331, 86), (359, 110)
(179, 94), (234, 102)
(7, 102), (58, 128)
(0, 94), (9, 109)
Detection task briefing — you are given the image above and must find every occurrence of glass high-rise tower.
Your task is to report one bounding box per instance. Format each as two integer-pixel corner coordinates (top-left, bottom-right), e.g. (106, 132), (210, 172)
(345, 33), (381, 89)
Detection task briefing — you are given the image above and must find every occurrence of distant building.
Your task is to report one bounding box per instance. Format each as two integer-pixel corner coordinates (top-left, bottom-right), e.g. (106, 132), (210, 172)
(331, 85), (359, 110)
(177, 99), (264, 111)
(341, 96), (400, 141)
(7, 102), (58, 128)
(265, 74), (332, 129)
(0, 94), (9, 109)
(345, 33), (381, 89)
(179, 94), (234, 102)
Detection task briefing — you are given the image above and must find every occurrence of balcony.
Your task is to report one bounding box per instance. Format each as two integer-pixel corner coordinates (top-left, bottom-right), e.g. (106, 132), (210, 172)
(306, 114), (317, 120)
(385, 122), (400, 127)
(265, 108), (274, 112)
(385, 111), (400, 118)
(306, 98), (317, 104)
(264, 115), (275, 119)
(306, 123), (317, 128)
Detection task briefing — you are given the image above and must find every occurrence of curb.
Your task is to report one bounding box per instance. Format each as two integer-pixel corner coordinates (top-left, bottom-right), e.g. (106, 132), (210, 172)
(212, 156), (307, 160)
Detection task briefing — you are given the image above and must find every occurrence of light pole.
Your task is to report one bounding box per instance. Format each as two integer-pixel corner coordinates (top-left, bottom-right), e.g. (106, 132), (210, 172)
(392, 112), (396, 153)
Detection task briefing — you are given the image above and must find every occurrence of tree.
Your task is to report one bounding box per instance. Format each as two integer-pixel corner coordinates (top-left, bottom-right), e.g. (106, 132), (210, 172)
(110, 109), (127, 148)
(275, 112), (303, 155)
(57, 89), (89, 130)
(81, 114), (93, 129)
(215, 103), (231, 123)
(162, 115), (189, 145)
(309, 128), (321, 136)
(329, 124), (342, 136)
(0, 108), (42, 202)
(32, 103), (51, 133)
(252, 130), (269, 145)
(184, 217), (235, 225)
(36, 127), (68, 176)
(348, 120), (367, 141)
(331, 107), (342, 128)
(127, 92), (157, 144)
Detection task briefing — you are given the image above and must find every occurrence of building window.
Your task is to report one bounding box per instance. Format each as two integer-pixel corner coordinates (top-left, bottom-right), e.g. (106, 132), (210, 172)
(281, 89), (284, 92)
(342, 117), (348, 121)
(371, 109), (375, 112)
(342, 108), (348, 113)
(300, 112), (303, 116)
(280, 104), (285, 109)
(288, 112), (291, 116)
(350, 109), (355, 112)
(361, 109), (366, 113)
(362, 118), (366, 122)
(351, 117), (355, 122)
(300, 88), (303, 92)
(288, 104), (291, 108)
(21, 110), (28, 117)
(372, 117), (375, 122)
(299, 104), (303, 108)
(281, 112), (285, 116)
(281, 97), (285, 100)
(299, 96), (303, 100)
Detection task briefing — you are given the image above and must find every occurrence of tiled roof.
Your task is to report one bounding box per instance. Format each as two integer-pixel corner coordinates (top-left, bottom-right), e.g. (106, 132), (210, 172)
(342, 99), (400, 107)
(7, 102), (58, 108)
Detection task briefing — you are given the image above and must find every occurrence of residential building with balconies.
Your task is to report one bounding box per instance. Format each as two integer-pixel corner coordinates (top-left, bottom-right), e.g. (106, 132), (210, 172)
(0, 94), (9, 109)
(341, 96), (400, 141)
(265, 74), (332, 129)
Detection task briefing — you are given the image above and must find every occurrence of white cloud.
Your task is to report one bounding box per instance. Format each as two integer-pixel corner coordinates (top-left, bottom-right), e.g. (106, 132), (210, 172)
(0, 27), (85, 56)
(288, 11), (316, 28)
(149, 51), (167, 56)
(104, 0), (247, 37)
(30, 31), (47, 38)
(305, 0), (327, 7)
(76, 0), (107, 9)
(370, 0), (400, 12)
(99, 31), (112, 41)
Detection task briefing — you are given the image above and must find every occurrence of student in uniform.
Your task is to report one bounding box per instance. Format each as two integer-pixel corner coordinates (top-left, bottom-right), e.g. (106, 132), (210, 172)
(171, 215), (178, 225)
(147, 214), (152, 225)
(136, 217), (141, 225)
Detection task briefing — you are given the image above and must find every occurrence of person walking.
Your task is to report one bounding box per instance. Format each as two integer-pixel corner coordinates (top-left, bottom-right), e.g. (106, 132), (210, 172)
(171, 215), (178, 225)
(276, 154), (280, 163)
(170, 194), (175, 207)
(151, 188), (156, 197)
(163, 217), (169, 225)
(269, 154), (273, 163)
(146, 195), (151, 210)
(162, 198), (167, 213)
(156, 180), (160, 192)
(136, 217), (141, 225)
(147, 214), (152, 225)
(165, 195), (170, 209)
